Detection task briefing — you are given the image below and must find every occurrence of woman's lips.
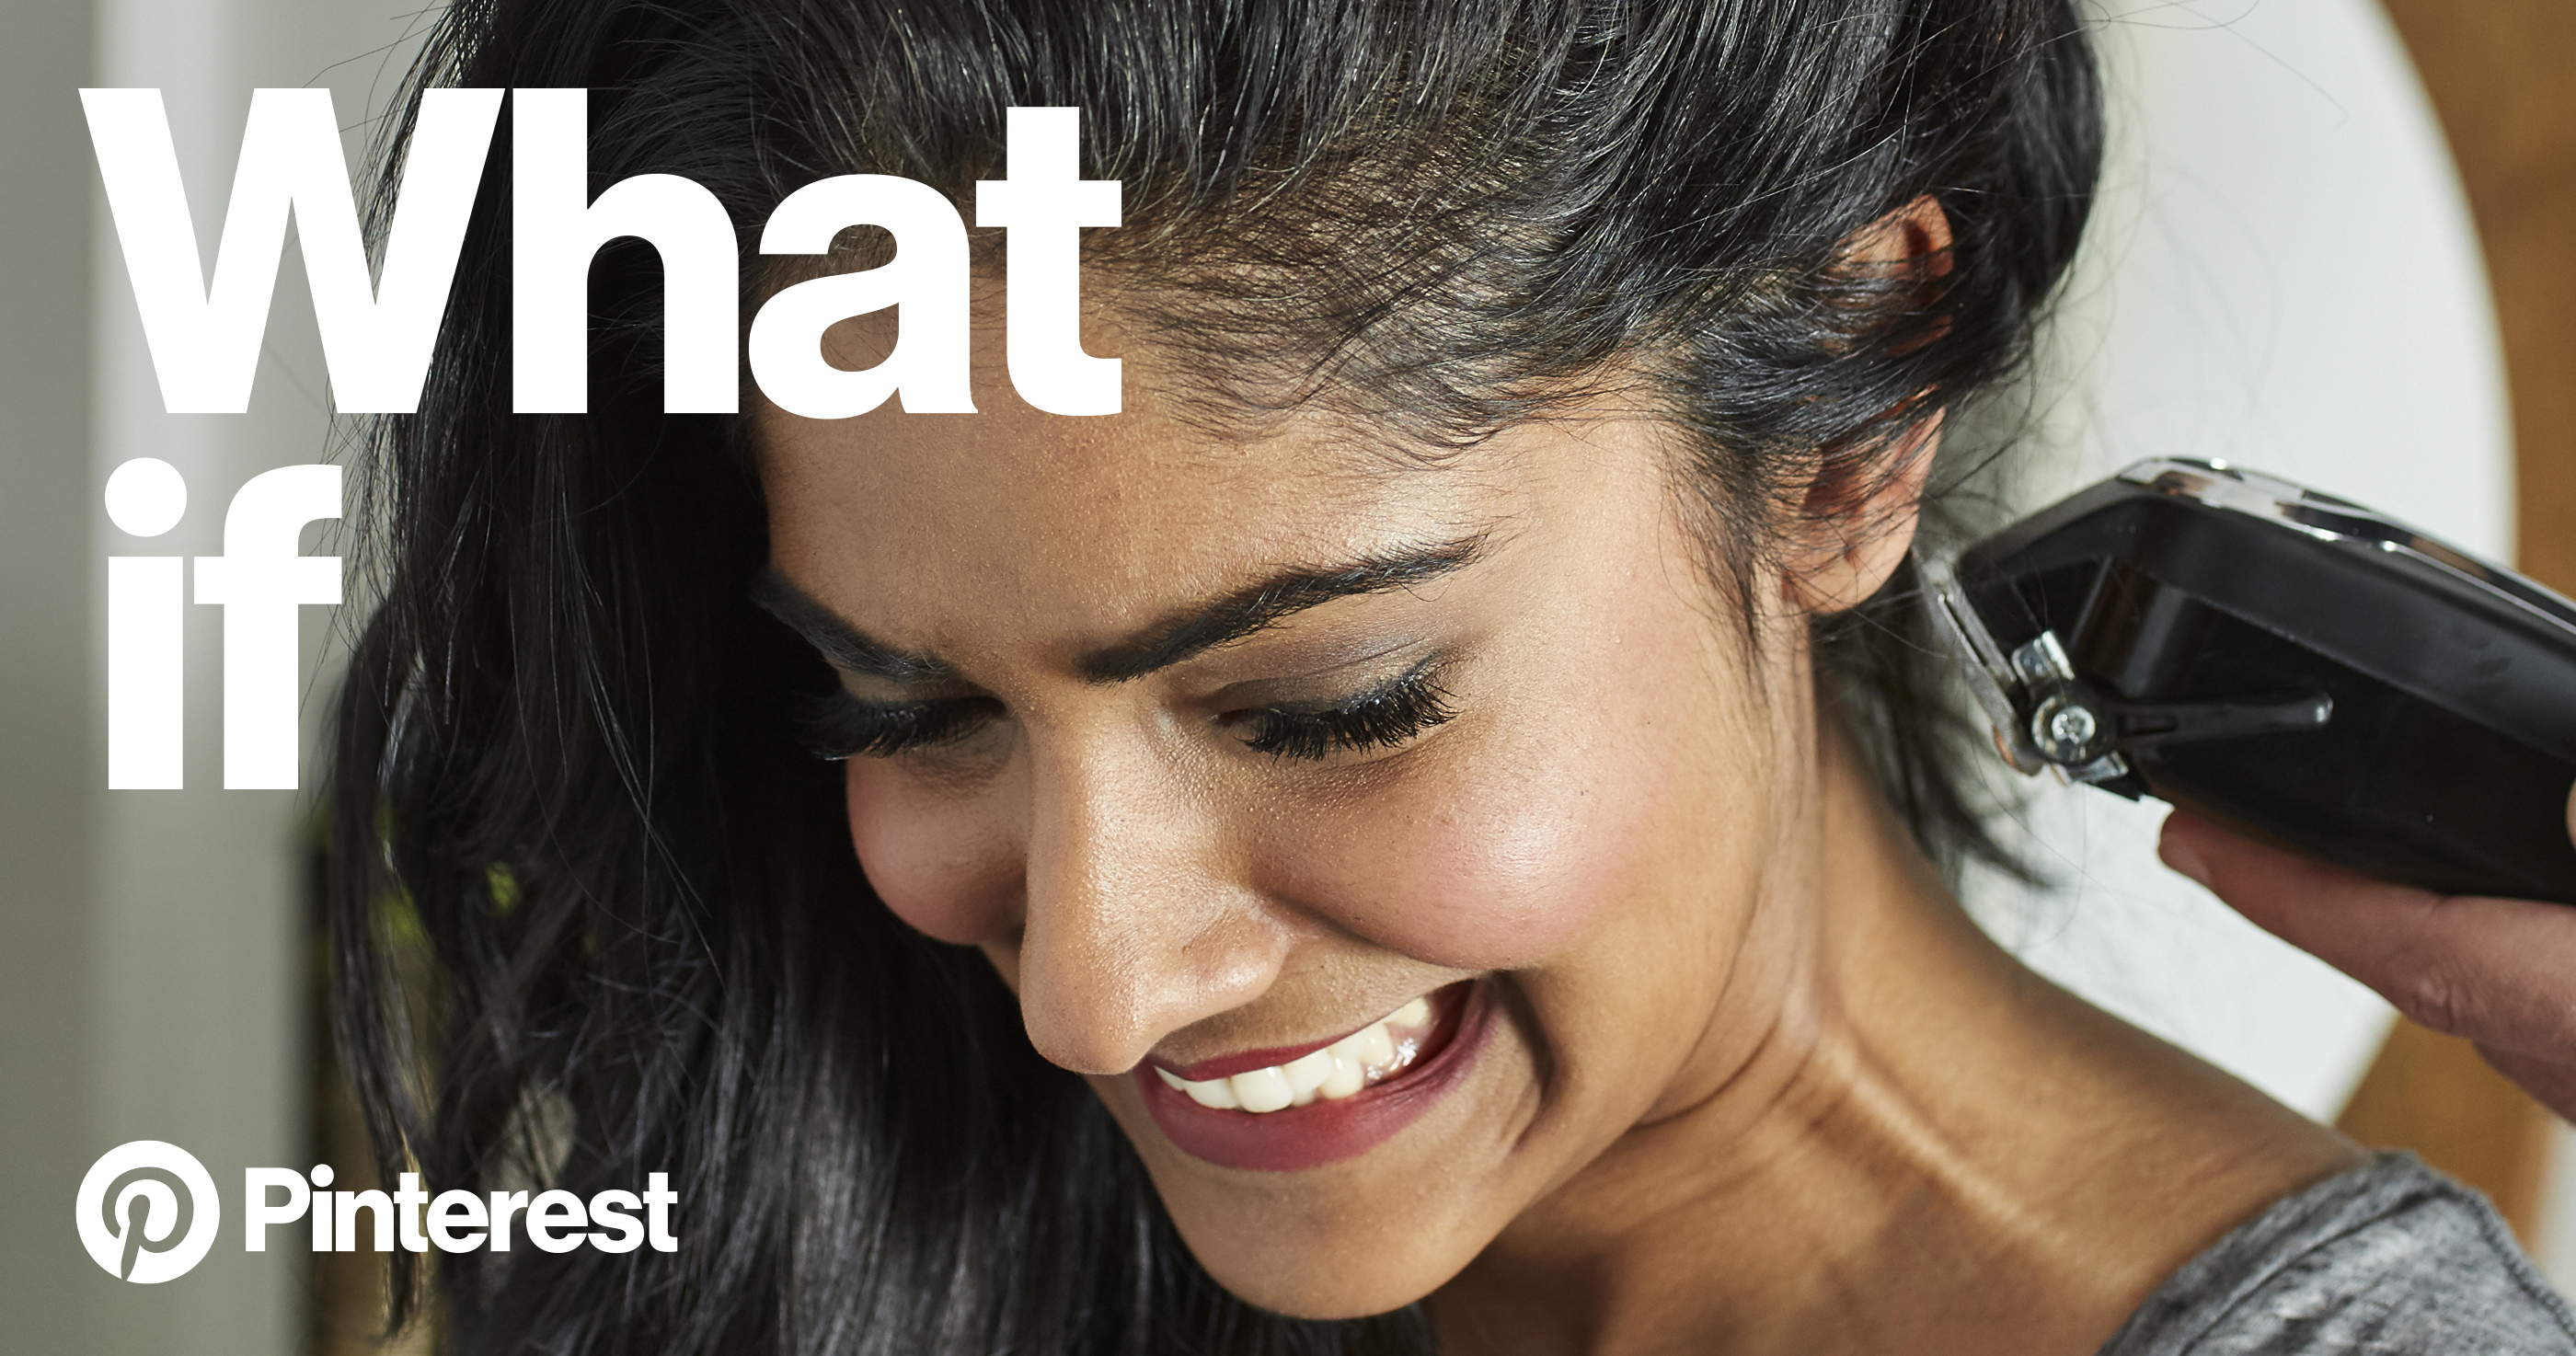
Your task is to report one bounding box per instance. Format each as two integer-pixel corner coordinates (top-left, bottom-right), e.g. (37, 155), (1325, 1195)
(1149, 1011), (1401, 1084)
(1149, 993), (1435, 1097)
(1134, 980), (1492, 1172)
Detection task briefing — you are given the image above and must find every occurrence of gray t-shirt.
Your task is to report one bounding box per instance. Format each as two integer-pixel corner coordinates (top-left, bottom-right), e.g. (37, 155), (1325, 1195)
(2099, 1152), (2576, 1354)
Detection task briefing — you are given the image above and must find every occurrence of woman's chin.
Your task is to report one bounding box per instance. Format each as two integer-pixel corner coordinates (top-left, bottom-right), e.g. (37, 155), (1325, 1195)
(1112, 1131), (1495, 1319)
(1194, 1236), (1455, 1322)
(1153, 1167), (1507, 1320)
(1091, 979), (1538, 1320)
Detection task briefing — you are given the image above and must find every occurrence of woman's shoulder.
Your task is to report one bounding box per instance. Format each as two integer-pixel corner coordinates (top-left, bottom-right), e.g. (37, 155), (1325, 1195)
(2098, 1151), (2576, 1356)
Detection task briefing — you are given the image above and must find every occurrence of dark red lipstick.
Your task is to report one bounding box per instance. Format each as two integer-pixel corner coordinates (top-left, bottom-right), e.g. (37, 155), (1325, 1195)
(1134, 980), (1493, 1172)
(1148, 1017), (1382, 1084)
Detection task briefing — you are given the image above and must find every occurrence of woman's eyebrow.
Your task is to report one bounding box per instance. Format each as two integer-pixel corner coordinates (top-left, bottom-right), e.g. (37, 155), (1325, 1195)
(1077, 534), (1486, 683)
(750, 570), (955, 683)
(750, 533), (1485, 686)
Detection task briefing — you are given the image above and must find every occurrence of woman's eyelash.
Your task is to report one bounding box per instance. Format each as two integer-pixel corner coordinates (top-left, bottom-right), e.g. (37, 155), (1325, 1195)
(801, 662), (1456, 764)
(802, 693), (1001, 761)
(1243, 661), (1456, 761)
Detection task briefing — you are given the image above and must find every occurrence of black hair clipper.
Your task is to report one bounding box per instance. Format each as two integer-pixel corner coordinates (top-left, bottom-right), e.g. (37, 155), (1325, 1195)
(1922, 458), (2576, 903)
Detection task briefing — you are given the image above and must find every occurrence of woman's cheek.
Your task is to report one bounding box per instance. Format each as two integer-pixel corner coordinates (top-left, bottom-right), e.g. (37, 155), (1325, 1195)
(844, 759), (1021, 946)
(1265, 739), (1673, 971)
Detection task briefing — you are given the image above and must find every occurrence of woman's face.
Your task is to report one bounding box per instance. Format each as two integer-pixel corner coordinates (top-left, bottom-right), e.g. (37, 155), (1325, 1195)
(757, 333), (1827, 1316)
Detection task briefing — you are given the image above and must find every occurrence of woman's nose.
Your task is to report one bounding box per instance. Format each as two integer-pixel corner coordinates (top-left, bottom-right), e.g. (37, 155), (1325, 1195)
(1009, 737), (1288, 1075)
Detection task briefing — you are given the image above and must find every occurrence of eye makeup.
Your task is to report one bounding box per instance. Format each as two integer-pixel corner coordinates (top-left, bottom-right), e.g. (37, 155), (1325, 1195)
(1232, 654), (1457, 761)
(799, 650), (1460, 764)
(802, 692), (1004, 761)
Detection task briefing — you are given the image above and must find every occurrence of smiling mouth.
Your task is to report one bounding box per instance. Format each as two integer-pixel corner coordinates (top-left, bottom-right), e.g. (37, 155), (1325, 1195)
(1150, 992), (1445, 1112)
(1133, 980), (1490, 1172)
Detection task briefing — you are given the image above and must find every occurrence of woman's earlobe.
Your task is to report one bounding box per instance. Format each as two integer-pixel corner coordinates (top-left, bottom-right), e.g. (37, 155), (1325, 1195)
(1784, 413), (1942, 615)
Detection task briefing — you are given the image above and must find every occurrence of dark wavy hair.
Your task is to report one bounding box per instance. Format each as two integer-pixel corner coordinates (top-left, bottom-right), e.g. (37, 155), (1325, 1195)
(328, 2), (2100, 1351)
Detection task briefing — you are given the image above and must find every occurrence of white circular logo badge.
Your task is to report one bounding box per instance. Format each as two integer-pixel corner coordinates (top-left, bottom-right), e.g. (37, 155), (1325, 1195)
(76, 1141), (220, 1282)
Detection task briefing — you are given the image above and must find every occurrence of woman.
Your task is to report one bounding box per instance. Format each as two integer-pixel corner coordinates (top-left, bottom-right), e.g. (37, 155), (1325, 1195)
(328, 1), (2576, 1351)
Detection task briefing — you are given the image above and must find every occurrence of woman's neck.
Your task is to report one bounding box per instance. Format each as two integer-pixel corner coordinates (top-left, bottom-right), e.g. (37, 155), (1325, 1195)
(1432, 730), (2358, 1356)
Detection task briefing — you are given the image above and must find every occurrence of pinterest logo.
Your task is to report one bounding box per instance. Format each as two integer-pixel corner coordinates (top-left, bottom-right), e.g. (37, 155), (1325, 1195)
(75, 1139), (679, 1282)
(76, 1141), (221, 1282)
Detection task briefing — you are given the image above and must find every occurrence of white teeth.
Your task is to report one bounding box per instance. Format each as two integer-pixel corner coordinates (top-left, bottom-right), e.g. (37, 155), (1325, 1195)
(1320, 1052), (1367, 1099)
(1153, 993), (1443, 1115)
(1160, 1065), (1240, 1109)
(1282, 1048), (1335, 1095)
(1231, 1066), (1295, 1113)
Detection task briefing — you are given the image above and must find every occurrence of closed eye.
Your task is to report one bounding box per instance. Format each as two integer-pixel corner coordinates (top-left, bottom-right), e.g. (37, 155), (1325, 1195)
(801, 659), (1458, 764)
(1235, 657), (1456, 761)
(803, 691), (1005, 761)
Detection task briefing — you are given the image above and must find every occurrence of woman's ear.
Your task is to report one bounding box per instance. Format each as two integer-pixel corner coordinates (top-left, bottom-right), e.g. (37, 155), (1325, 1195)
(1782, 410), (1941, 614)
(1782, 195), (1953, 615)
(1840, 193), (1954, 296)
(1833, 193), (1955, 359)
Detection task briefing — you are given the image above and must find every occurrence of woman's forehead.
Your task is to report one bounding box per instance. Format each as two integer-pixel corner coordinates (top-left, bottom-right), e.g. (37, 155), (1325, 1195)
(754, 386), (1526, 656)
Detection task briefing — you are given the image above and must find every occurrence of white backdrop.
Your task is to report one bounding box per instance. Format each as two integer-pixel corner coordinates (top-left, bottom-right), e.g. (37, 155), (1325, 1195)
(1963, 0), (2510, 1186)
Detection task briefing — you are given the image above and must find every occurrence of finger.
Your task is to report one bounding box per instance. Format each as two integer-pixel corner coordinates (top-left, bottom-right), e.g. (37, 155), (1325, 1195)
(2160, 811), (2576, 1060)
(2476, 1042), (2576, 1124)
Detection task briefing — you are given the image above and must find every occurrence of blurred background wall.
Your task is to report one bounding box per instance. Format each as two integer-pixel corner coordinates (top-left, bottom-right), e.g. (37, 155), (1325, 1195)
(0, 0), (2566, 1351)
(1, 0), (425, 1351)
(1, 0), (104, 1351)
